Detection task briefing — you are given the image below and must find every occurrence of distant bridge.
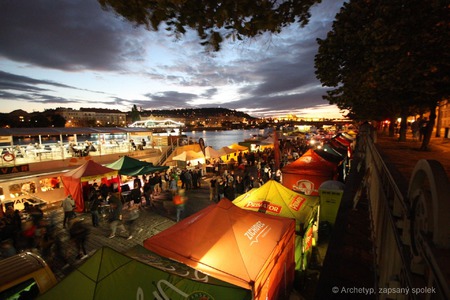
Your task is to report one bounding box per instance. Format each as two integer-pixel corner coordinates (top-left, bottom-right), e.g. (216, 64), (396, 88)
(128, 119), (185, 130)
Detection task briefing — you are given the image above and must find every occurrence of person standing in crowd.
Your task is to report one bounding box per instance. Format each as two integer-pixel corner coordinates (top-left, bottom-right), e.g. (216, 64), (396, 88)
(169, 174), (178, 196)
(191, 170), (198, 188)
(224, 181), (236, 200)
(61, 194), (75, 228)
(209, 176), (217, 202)
(89, 192), (103, 227)
(143, 177), (153, 208)
(275, 169), (282, 182)
(133, 176), (142, 191)
(419, 117), (429, 142)
(163, 172), (170, 192)
(217, 178), (225, 202)
(149, 173), (159, 197)
(172, 189), (186, 222)
(153, 173), (162, 196)
(69, 217), (90, 260)
(235, 175), (245, 197)
(100, 183), (110, 200)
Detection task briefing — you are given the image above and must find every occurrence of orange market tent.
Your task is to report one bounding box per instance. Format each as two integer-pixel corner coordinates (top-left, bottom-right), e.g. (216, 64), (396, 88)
(232, 180), (318, 231)
(281, 149), (338, 196)
(143, 199), (296, 300)
(61, 160), (118, 212)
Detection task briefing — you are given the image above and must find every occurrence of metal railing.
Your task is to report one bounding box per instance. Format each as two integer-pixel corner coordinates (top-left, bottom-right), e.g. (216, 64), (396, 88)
(359, 132), (450, 299)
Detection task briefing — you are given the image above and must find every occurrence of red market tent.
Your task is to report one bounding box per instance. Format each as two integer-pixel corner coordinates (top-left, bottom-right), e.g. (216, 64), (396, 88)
(281, 149), (338, 196)
(62, 160), (118, 212)
(144, 199), (296, 300)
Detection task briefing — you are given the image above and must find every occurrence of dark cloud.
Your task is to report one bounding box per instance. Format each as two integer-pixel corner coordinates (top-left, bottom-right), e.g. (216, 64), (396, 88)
(201, 88), (218, 98)
(0, 70), (74, 90)
(139, 91), (198, 109)
(0, 70), (107, 108)
(0, 0), (345, 117)
(0, 0), (143, 71)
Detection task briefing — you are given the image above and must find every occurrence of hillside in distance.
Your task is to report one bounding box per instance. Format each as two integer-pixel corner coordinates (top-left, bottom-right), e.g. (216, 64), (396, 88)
(140, 107), (257, 120)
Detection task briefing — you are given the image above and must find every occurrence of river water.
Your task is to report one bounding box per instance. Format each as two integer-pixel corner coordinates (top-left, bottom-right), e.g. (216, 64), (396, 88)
(182, 129), (267, 149)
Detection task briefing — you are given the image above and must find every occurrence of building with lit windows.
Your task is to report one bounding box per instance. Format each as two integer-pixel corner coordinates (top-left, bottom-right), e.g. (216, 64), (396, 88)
(56, 108), (127, 127)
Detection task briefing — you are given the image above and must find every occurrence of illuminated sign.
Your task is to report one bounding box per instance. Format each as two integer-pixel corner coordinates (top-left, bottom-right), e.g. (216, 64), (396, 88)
(0, 164), (30, 175)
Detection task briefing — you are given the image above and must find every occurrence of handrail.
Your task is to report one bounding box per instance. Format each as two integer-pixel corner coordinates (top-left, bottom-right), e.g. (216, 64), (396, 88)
(360, 132), (449, 300)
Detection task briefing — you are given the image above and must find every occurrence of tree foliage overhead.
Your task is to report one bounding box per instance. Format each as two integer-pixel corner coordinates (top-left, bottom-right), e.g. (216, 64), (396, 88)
(98, 0), (322, 51)
(315, 0), (450, 149)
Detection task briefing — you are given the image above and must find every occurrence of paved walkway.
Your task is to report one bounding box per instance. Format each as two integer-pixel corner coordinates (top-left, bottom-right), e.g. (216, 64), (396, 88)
(48, 183), (213, 280)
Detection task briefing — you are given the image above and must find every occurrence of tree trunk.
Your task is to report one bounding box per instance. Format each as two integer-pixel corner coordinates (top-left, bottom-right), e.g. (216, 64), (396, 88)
(398, 112), (408, 142)
(389, 118), (395, 137)
(420, 106), (436, 151)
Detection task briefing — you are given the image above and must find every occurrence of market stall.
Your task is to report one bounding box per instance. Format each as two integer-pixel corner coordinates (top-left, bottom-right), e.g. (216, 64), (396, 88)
(144, 199), (296, 300)
(61, 160), (118, 212)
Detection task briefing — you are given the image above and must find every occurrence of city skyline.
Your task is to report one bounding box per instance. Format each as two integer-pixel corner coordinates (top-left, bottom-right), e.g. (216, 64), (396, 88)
(0, 0), (346, 119)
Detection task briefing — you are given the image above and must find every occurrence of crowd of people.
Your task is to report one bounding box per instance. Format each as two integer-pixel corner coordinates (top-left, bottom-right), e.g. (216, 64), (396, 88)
(0, 201), (71, 269)
(0, 134), (316, 267)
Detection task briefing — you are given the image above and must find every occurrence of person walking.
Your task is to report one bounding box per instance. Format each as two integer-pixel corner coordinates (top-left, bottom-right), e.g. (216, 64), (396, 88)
(172, 189), (186, 222)
(69, 217), (90, 260)
(107, 195), (132, 240)
(61, 195), (75, 228)
(122, 202), (141, 237)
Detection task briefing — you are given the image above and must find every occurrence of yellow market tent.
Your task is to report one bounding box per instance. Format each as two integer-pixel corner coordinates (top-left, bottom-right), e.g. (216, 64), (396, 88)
(233, 180), (318, 231)
(228, 143), (248, 152)
(233, 180), (319, 272)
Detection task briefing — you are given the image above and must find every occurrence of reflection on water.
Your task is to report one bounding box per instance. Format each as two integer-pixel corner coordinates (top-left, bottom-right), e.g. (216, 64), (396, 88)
(183, 129), (266, 149)
(9, 129), (267, 150)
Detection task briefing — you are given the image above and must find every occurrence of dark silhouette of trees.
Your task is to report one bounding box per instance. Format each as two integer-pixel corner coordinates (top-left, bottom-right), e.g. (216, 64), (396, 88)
(98, 0), (321, 51)
(315, 0), (450, 150)
(131, 104), (141, 122)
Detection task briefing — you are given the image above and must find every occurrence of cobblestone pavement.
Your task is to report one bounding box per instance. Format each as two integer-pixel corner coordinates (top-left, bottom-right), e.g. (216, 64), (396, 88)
(48, 183), (213, 280)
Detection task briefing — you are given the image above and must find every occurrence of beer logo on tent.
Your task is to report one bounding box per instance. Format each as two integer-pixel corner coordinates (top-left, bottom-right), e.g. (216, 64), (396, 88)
(244, 201), (282, 214)
(289, 195), (306, 211)
(299, 156), (312, 163)
(244, 221), (270, 245)
(293, 180), (316, 195)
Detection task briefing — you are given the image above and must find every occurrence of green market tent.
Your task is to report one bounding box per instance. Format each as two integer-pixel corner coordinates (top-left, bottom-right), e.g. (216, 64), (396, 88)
(106, 155), (168, 176)
(39, 246), (251, 300)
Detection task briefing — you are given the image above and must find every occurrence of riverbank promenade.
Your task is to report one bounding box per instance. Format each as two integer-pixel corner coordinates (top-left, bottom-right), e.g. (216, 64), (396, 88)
(9, 130), (449, 299)
(44, 182), (214, 281)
